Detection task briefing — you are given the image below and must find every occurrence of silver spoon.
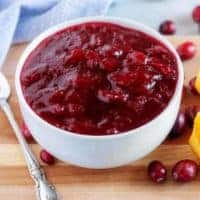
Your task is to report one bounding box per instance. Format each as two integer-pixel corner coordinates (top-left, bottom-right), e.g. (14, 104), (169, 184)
(0, 72), (59, 200)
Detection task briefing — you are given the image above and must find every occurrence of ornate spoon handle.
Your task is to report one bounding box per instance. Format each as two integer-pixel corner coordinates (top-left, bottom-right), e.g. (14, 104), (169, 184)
(0, 100), (59, 200)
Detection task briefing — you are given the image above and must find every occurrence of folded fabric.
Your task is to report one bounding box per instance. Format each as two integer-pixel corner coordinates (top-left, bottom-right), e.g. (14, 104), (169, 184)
(0, 0), (113, 68)
(0, 0), (58, 13)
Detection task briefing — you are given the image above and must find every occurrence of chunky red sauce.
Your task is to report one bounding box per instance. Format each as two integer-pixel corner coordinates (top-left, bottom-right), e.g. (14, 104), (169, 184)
(21, 22), (178, 135)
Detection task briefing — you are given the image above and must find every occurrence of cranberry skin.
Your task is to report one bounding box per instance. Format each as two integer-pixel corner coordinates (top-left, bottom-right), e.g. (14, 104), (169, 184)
(97, 89), (129, 103)
(185, 105), (200, 127)
(177, 42), (197, 61)
(40, 150), (55, 165)
(148, 160), (167, 183)
(65, 48), (86, 65)
(169, 111), (187, 138)
(126, 50), (146, 65)
(159, 20), (176, 35)
(192, 6), (200, 23)
(101, 57), (118, 72)
(172, 159), (198, 182)
(21, 122), (33, 141)
(189, 77), (198, 95)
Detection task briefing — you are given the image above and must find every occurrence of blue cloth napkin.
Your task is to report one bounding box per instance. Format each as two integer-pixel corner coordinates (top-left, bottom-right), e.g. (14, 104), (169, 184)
(0, 0), (113, 67)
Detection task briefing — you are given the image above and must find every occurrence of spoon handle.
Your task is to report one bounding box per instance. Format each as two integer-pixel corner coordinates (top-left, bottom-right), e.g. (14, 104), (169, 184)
(0, 100), (59, 200)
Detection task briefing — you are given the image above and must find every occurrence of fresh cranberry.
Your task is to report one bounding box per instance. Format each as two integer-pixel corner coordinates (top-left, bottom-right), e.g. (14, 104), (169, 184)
(40, 150), (55, 165)
(172, 159), (198, 182)
(169, 110), (187, 138)
(177, 41), (197, 61)
(188, 77), (198, 95)
(21, 122), (33, 141)
(148, 160), (167, 183)
(159, 20), (176, 35)
(185, 105), (200, 127)
(192, 6), (200, 23)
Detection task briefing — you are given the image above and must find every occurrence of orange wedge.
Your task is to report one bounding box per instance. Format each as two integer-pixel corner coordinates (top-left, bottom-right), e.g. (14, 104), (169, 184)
(189, 112), (200, 157)
(195, 70), (200, 94)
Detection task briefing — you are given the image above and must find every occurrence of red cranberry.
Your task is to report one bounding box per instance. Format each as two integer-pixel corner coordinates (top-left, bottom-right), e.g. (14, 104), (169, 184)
(169, 110), (187, 138)
(21, 122), (33, 141)
(148, 160), (167, 183)
(185, 105), (200, 127)
(159, 20), (176, 35)
(192, 6), (200, 24)
(188, 77), (198, 95)
(177, 41), (196, 61)
(40, 150), (55, 165)
(172, 159), (198, 182)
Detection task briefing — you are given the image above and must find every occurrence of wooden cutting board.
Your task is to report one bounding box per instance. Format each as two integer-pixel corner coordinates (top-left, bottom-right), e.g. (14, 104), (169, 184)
(1, 36), (200, 200)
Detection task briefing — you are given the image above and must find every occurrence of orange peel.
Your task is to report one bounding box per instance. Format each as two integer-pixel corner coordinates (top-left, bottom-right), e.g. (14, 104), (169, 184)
(195, 71), (200, 94)
(189, 112), (200, 157)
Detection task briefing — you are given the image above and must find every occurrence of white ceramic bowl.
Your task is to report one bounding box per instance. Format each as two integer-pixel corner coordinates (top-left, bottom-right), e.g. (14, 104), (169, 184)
(15, 16), (184, 169)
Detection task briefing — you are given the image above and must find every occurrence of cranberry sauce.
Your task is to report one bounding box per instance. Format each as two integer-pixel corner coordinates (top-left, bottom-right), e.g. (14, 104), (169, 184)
(21, 22), (178, 135)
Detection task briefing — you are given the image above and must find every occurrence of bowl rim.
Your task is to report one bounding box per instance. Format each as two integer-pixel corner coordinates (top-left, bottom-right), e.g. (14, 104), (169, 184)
(15, 16), (184, 140)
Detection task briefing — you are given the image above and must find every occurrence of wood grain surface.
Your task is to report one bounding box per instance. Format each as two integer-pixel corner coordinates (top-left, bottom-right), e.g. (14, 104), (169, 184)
(1, 36), (200, 200)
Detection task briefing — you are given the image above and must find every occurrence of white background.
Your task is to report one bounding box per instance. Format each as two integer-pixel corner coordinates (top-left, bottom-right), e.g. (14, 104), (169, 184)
(108, 0), (200, 35)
